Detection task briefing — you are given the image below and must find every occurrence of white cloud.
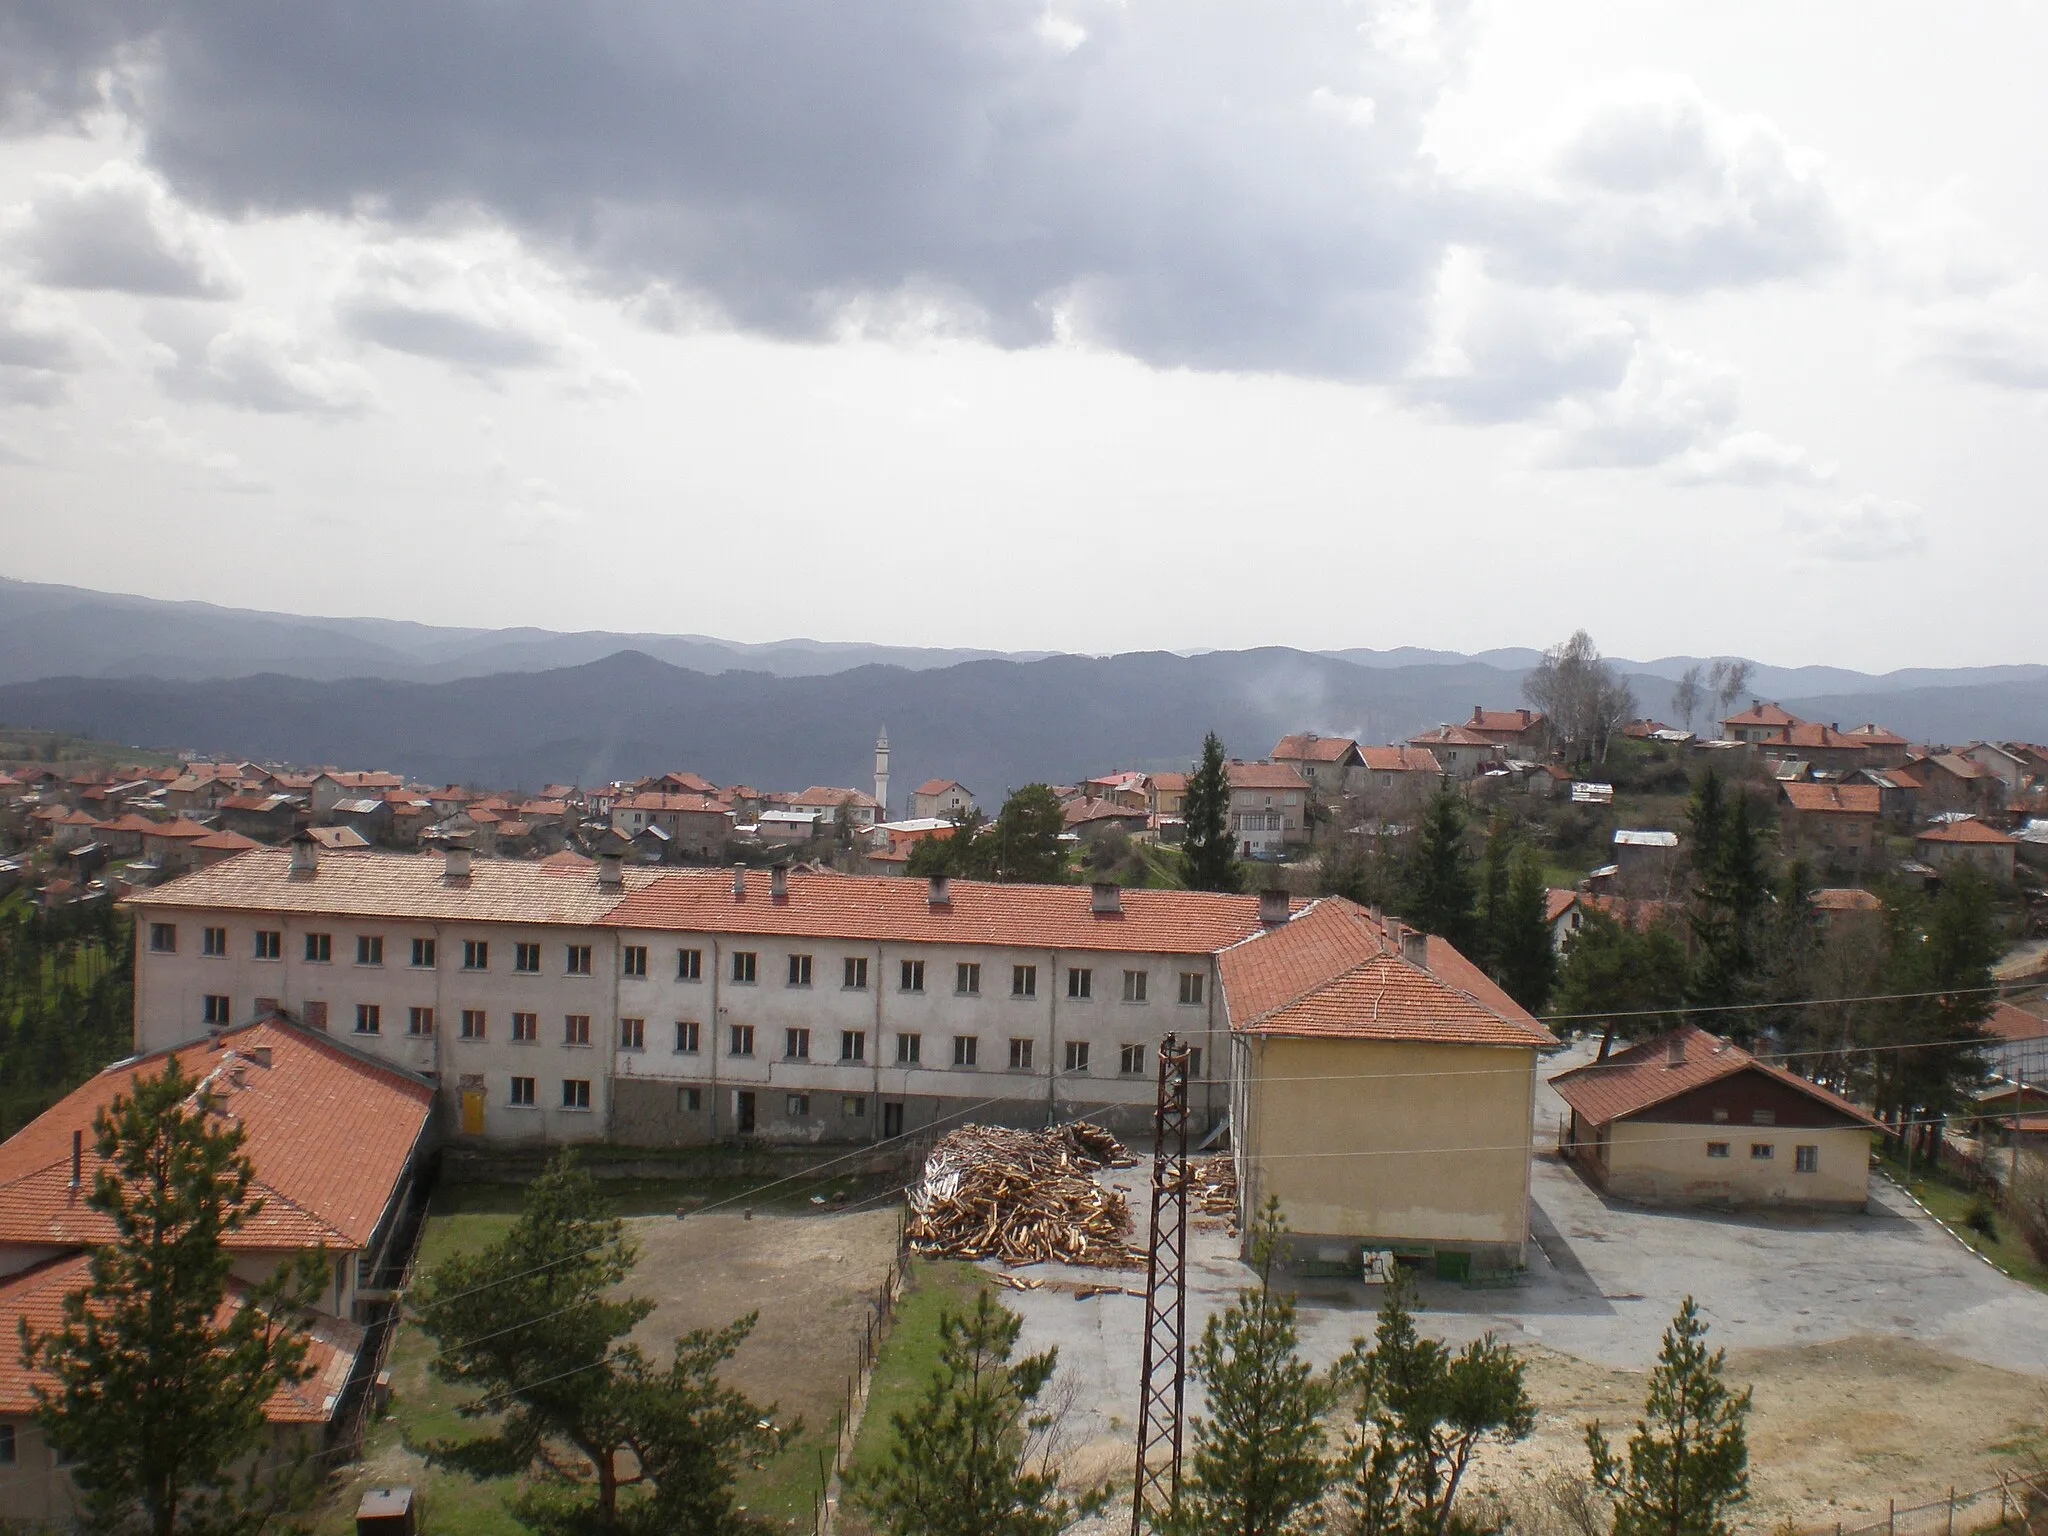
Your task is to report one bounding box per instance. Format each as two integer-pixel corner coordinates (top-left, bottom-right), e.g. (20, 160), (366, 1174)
(1668, 430), (1834, 488)
(336, 239), (573, 375)
(1784, 494), (1927, 562)
(129, 416), (270, 494)
(1533, 339), (1738, 469)
(9, 162), (241, 298)
(155, 312), (379, 417)
(1914, 276), (2048, 392)
(0, 282), (96, 404)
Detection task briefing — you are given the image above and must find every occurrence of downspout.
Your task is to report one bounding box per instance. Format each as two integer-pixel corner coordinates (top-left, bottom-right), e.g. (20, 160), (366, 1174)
(709, 936), (721, 1140)
(604, 930), (622, 1142)
(1045, 949), (1059, 1125)
(871, 942), (884, 1144)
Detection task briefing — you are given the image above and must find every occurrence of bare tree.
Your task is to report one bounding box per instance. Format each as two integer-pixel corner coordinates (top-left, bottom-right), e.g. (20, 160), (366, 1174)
(1670, 666), (1703, 733)
(1706, 658), (1753, 729)
(1523, 631), (1636, 764)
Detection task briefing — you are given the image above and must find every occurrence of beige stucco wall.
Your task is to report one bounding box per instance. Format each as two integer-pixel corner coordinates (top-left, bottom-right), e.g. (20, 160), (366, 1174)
(1598, 1120), (1870, 1208)
(1236, 1037), (1535, 1259)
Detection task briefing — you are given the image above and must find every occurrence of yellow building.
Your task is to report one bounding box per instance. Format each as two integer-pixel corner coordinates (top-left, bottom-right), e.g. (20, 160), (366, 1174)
(1551, 1026), (1878, 1210)
(1221, 898), (1556, 1277)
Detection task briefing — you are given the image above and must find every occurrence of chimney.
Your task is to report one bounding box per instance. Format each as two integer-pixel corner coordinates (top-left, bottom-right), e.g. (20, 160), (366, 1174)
(443, 832), (472, 881)
(732, 862), (748, 896)
(597, 850), (624, 887)
(1259, 887), (1290, 926)
(245, 1045), (272, 1068)
(1091, 880), (1121, 915)
(70, 1129), (82, 1190)
(1666, 1033), (1687, 1068)
(928, 874), (952, 907)
(1400, 927), (1428, 969)
(771, 863), (789, 900)
(288, 826), (318, 876)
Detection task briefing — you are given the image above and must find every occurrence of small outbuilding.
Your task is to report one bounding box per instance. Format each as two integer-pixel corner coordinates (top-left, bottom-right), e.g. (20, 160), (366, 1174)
(1551, 1026), (1880, 1210)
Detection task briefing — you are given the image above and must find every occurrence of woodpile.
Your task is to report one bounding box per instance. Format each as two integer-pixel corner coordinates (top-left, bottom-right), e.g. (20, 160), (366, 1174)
(1190, 1154), (1239, 1234)
(907, 1123), (1141, 1268)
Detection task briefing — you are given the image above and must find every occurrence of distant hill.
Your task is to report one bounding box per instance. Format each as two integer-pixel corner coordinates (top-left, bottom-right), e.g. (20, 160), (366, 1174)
(5, 647), (2046, 796)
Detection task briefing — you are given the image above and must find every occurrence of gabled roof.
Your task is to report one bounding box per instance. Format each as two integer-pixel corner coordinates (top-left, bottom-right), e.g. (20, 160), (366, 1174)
(1917, 818), (2016, 845)
(913, 778), (971, 797)
(1545, 888), (1579, 924)
(192, 830), (261, 852)
(1769, 722), (1867, 752)
(1983, 1001), (2048, 1044)
(1549, 1025), (1881, 1130)
(1218, 897), (1555, 1048)
(1271, 734), (1363, 764)
(1225, 761), (1311, 791)
(1781, 781), (1881, 815)
(614, 792), (729, 815)
(1809, 887), (1883, 912)
(1919, 752), (1990, 781)
(793, 786), (881, 809)
(1359, 746), (1442, 774)
(1722, 701), (1802, 729)
(1407, 724), (1495, 749)
(316, 770), (403, 789)
(142, 818), (215, 841)
(307, 825), (371, 849)
(1467, 708), (1543, 733)
(1847, 724), (1909, 746)
(1064, 796), (1147, 827)
(1149, 771), (1189, 792)
(0, 1018), (432, 1253)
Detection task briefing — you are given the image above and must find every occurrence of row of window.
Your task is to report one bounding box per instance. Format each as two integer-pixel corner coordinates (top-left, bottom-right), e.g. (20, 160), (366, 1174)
(506, 1076), (591, 1109)
(1705, 1141), (1821, 1171)
(154, 926), (1210, 1005)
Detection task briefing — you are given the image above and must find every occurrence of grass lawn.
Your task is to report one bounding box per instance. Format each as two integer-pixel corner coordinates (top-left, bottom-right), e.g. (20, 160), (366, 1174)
(1878, 1151), (2048, 1292)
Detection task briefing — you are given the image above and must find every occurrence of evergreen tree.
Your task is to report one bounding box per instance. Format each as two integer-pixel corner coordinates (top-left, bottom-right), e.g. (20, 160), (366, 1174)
(1685, 774), (1770, 1022)
(1553, 911), (1689, 1058)
(853, 1290), (1075, 1536)
(1338, 1267), (1533, 1536)
(906, 806), (991, 879)
(990, 786), (1071, 885)
(1867, 867), (1999, 1153)
(1477, 816), (1514, 969)
(1169, 1201), (1334, 1536)
(1494, 845), (1558, 1015)
(1182, 733), (1246, 894)
(1587, 1299), (1752, 1536)
(1400, 789), (1478, 954)
(21, 1056), (324, 1536)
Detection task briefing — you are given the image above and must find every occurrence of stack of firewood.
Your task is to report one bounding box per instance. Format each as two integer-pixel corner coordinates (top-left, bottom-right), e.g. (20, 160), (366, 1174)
(907, 1122), (1141, 1267)
(1190, 1154), (1239, 1233)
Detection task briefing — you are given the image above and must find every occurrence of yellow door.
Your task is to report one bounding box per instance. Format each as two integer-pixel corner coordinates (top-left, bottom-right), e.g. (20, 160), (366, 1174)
(460, 1089), (485, 1136)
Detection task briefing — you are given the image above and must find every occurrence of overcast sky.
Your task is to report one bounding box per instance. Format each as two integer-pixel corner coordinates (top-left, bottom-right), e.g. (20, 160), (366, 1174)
(2, 1), (2044, 672)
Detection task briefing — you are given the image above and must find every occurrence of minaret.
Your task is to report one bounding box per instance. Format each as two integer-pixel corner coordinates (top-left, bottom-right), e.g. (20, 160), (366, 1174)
(873, 727), (890, 820)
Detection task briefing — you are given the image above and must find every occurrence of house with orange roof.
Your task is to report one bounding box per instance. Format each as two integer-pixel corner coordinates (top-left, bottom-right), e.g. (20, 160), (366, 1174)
(909, 779), (976, 820)
(1225, 761), (1312, 856)
(1778, 781), (1882, 874)
(1843, 723), (1912, 769)
(1222, 895), (1555, 1272)
(1354, 746), (1444, 805)
(1404, 724), (1498, 780)
(1754, 721), (1871, 774)
(608, 792), (734, 860)
(1908, 752), (1999, 819)
(791, 786), (882, 830)
(309, 771), (404, 820)
(1720, 700), (1803, 744)
(1147, 771), (1189, 819)
(1464, 707), (1547, 755)
(1916, 818), (2017, 882)
(1269, 734), (1365, 799)
(1808, 886), (1884, 938)
(1551, 1025), (1880, 1209)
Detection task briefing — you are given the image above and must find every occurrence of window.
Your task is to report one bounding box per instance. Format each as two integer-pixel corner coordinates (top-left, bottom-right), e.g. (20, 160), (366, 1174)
(510, 1076), (536, 1107)
(305, 932), (332, 963)
(408, 1006), (434, 1037)
(956, 962), (981, 995)
(1179, 972), (1205, 1006)
(355, 1004), (381, 1035)
(1751, 1143), (1774, 1160)
(1187, 1046), (1204, 1081)
(841, 1030), (867, 1062)
(565, 944), (592, 976)
(1795, 1144), (1819, 1173)
(844, 956), (869, 989)
(1750, 1108), (1776, 1125)
(953, 1035), (978, 1067)
(900, 959), (926, 993)
(149, 922), (177, 953)
(1707, 1141), (1730, 1158)
(203, 994), (231, 1026)
(564, 1014), (591, 1046)
(681, 1087), (703, 1112)
(563, 1078), (591, 1110)
(729, 1023), (756, 1057)
(1064, 1040), (1091, 1073)
(732, 951), (758, 984)
(1009, 1038), (1035, 1070)
(675, 1020), (701, 1054)
(460, 1009), (486, 1040)
(788, 953), (813, 987)
(1068, 968), (1092, 1000)
(512, 1011), (538, 1043)
(515, 942), (542, 974)
(787, 1093), (811, 1117)
(202, 926), (227, 957)
(1119, 1042), (1148, 1076)
(786, 1027), (811, 1060)
(678, 947), (703, 981)
(897, 1032), (922, 1065)
(1711, 1107), (1730, 1123)
(622, 944), (647, 978)
(255, 929), (282, 960)
(1122, 970), (1147, 1003)
(843, 1095), (867, 1118)
(356, 935), (384, 966)
(621, 1017), (645, 1051)
(463, 939), (489, 971)
(412, 937), (437, 968)
(1012, 964), (1037, 998)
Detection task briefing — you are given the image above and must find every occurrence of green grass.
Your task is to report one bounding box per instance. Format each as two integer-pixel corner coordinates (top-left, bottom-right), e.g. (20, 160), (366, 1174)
(843, 1260), (989, 1489)
(1879, 1151), (2048, 1292)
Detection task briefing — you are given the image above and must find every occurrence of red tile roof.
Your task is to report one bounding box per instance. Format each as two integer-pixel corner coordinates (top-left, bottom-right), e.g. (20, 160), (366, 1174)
(1358, 746), (1442, 774)
(601, 868), (1278, 955)
(1271, 734), (1360, 763)
(793, 786), (881, 809)
(1918, 818), (2016, 845)
(615, 792), (729, 815)
(1150, 772), (1188, 792)
(1467, 708), (1543, 734)
(1769, 722), (1867, 752)
(1549, 1025), (1881, 1129)
(1781, 782), (1881, 815)
(0, 1019), (431, 1254)
(191, 830), (261, 852)
(912, 779), (969, 797)
(1921, 752), (1990, 781)
(1064, 796), (1146, 827)
(1225, 762), (1311, 791)
(142, 818), (217, 842)
(1809, 887), (1883, 912)
(1545, 888), (1579, 924)
(1219, 898), (1555, 1048)
(1847, 724), (1909, 747)
(1722, 701), (1802, 729)
(1407, 724), (1496, 749)
(1983, 1001), (2048, 1044)
(319, 771), (403, 789)
(651, 771), (719, 794)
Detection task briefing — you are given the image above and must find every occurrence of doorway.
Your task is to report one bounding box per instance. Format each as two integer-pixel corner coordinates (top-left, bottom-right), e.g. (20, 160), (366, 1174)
(882, 1100), (904, 1138)
(735, 1090), (756, 1135)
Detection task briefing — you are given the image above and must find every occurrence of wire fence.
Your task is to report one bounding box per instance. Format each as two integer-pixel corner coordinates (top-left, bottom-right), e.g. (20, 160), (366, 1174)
(806, 1206), (913, 1536)
(1832, 1469), (2048, 1536)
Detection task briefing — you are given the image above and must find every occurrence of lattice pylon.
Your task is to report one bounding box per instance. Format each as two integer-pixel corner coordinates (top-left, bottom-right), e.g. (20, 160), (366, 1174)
(1130, 1033), (1192, 1535)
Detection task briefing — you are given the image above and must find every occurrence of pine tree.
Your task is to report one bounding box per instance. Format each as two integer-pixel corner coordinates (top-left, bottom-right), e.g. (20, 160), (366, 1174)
(854, 1289), (1073, 1536)
(1553, 911), (1689, 1059)
(992, 786), (1071, 885)
(1401, 788), (1477, 953)
(21, 1056), (324, 1536)
(1182, 733), (1245, 894)
(1168, 1201), (1334, 1536)
(1477, 816), (1514, 969)
(1587, 1299), (1752, 1536)
(1494, 845), (1557, 1015)
(1686, 774), (1770, 1021)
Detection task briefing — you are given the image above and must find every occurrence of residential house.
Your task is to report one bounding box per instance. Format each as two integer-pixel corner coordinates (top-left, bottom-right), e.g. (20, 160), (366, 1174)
(1148, 772), (1189, 819)
(1964, 742), (2040, 794)
(140, 818), (218, 877)
(1756, 722), (1870, 774)
(1226, 762), (1311, 857)
(645, 771), (720, 797)
(164, 771), (242, 815)
(754, 809), (821, 844)
(608, 793), (735, 861)
(1982, 1002), (2048, 1087)
(1224, 898), (1555, 1273)
(1611, 829), (1680, 891)
(93, 811), (162, 859)
(306, 824), (372, 851)
(1778, 781), (1881, 874)
(1546, 889), (1584, 954)
(791, 787), (882, 830)
(1808, 887), (1884, 939)
(218, 792), (302, 842)
(1063, 797), (1150, 841)
(310, 771), (404, 819)
(1464, 708), (1547, 756)
(329, 798), (394, 844)
(1078, 773), (1150, 810)
(1404, 725), (1497, 780)
(191, 830), (262, 868)
(1916, 819), (2017, 882)
(427, 785), (477, 820)
(1856, 766), (1917, 826)
(1552, 1025), (1880, 1210)
(1844, 724), (1913, 769)
(909, 780), (976, 820)
(1909, 753), (1998, 819)
(1720, 701), (1802, 744)
(1270, 735), (1365, 800)
(1355, 746), (1444, 806)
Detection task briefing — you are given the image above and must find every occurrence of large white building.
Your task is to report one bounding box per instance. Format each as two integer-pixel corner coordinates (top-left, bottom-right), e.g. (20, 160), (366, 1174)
(127, 839), (1288, 1147)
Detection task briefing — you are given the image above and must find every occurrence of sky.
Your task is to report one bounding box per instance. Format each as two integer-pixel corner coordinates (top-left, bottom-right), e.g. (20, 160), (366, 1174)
(1, 1), (2045, 672)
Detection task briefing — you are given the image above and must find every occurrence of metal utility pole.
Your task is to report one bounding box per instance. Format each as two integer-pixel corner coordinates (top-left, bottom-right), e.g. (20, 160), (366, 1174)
(1132, 1033), (1192, 1536)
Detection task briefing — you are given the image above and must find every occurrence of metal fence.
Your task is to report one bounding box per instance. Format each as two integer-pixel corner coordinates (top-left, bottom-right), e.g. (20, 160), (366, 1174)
(807, 1207), (913, 1536)
(1834, 1470), (2048, 1536)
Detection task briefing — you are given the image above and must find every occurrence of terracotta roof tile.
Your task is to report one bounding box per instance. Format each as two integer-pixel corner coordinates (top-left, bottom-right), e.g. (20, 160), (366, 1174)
(1722, 701), (1802, 728)
(614, 792), (729, 814)
(1358, 746), (1442, 773)
(1271, 735), (1360, 763)
(1549, 1025), (1880, 1129)
(1467, 708), (1543, 733)
(1809, 887), (1883, 911)
(913, 779), (969, 796)
(1847, 724), (1909, 746)
(1781, 782), (1881, 815)
(1918, 818), (2016, 845)
(1225, 761), (1311, 791)
(1407, 724), (1496, 749)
